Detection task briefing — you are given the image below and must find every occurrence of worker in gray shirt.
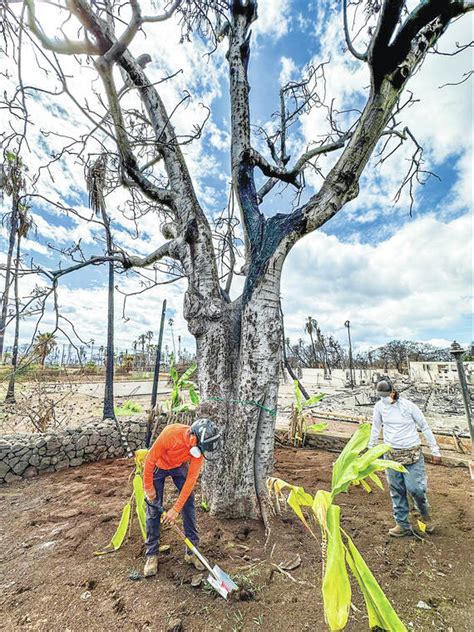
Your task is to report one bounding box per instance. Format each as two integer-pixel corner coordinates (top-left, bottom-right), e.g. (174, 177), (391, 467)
(369, 379), (442, 537)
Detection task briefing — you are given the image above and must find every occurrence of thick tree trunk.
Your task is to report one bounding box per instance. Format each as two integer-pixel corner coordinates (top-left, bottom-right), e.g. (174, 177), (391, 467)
(191, 262), (284, 519)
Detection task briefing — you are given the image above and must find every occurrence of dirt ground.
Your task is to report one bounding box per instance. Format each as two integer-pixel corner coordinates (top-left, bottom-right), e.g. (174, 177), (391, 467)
(0, 447), (473, 632)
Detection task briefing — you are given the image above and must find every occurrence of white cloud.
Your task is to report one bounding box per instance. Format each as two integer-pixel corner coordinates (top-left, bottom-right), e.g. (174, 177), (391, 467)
(254, 0), (292, 39)
(281, 213), (472, 349)
(279, 56), (297, 85)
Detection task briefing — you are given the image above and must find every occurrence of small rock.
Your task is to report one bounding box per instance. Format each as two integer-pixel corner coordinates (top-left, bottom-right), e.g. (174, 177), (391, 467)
(280, 554), (302, 571)
(23, 466), (38, 479)
(191, 573), (203, 588)
(4, 472), (21, 484)
(80, 590), (92, 600)
(38, 541), (56, 550)
(129, 570), (142, 581)
(416, 600), (431, 610)
(76, 436), (89, 450)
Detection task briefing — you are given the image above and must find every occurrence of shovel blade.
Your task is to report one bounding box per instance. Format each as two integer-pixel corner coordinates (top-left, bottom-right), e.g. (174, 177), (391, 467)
(212, 564), (238, 592)
(206, 573), (230, 599)
(206, 565), (238, 599)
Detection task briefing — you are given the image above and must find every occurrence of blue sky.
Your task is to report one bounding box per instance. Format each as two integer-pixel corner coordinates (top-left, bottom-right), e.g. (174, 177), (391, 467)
(0, 0), (472, 356)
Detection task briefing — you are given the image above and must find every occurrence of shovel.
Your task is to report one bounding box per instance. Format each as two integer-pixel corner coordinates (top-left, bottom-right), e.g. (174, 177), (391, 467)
(170, 522), (238, 599)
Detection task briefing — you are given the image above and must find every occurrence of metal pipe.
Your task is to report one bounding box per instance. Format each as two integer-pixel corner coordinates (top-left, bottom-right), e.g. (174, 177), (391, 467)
(450, 341), (473, 452)
(345, 320), (354, 389)
(150, 299), (167, 411)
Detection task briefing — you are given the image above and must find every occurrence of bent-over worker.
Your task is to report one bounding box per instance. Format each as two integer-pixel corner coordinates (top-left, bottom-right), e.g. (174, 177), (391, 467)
(369, 379), (442, 537)
(143, 418), (220, 577)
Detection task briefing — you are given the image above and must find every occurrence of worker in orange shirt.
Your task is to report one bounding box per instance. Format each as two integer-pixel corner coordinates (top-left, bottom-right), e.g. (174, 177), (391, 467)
(143, 419), (221, 577)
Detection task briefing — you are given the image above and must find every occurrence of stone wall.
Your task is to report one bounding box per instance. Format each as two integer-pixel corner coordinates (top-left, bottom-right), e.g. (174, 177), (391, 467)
(0, 418), (147, 485)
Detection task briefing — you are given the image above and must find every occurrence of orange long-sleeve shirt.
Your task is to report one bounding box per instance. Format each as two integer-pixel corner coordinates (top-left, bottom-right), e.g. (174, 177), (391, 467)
(143, 424), (203, 513)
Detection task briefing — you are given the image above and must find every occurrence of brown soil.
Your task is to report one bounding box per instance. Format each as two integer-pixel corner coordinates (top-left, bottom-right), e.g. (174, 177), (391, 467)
(0, 447), (473, 632)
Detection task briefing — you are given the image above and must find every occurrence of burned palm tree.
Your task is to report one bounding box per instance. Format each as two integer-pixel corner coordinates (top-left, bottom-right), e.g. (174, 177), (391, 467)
(87, 154), (115, 420)
(5, 201), (33, 403)
(0, 151), (26, 363)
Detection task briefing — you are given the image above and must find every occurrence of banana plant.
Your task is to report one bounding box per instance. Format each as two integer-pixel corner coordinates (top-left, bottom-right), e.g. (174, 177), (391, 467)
(290, 380), (326, 446)
(163, 356), (200, 413)
(268, 423), (408, 631)
(94, 449), (148, 555)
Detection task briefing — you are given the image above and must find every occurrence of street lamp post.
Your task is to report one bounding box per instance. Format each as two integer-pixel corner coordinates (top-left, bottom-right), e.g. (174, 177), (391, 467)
(450, 341), (473, 452)
(345, 320), (354, 389)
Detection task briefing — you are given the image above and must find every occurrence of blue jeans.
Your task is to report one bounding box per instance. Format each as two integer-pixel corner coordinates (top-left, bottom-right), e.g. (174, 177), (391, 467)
(386, 454), (430, 530)
(145, 465), (199, 557)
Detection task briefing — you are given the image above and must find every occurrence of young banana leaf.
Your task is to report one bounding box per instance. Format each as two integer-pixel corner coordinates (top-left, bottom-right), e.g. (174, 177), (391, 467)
(323, 504), (351, 631)
(94, 501), (131, 555)
(331, 424), (407, 498)
(267, 477), (314, 532)
(344, 534), (407, 632)
(133, 473), (147, 541)
(293, 380), (304, 414)
(303, 393), (325, 408)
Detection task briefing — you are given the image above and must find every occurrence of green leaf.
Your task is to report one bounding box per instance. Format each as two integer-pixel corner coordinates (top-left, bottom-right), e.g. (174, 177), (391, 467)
(171, 403), (192, 413)
(170, 363), (178, 385)
(344, 535), (407, 632)
(133, 474), (147, 541)
(6, 150), (17, 163)
(312, 489), (332, 532)
(111, 502), (131, 550)
(305, 421), (328, 434)
(331, 424), (371, 496)
(303, 393), (325, 408)
(354, 443), (392, 472)
(287, 486), (313, 527)
(94, 501), (131, 554)
(178, 362), (197, 385)
(189, 386), (200, 405)
(293, 380), (303, 413)
(368, 472), (384, 490)
(323, 504), (351, 631)
(359, 478), (372, 493)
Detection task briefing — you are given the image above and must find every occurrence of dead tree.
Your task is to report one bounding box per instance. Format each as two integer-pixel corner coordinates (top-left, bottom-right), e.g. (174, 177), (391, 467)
(2, 0), (473, 520)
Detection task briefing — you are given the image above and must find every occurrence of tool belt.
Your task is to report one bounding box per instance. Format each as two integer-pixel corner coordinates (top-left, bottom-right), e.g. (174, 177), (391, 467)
(389, 445), (422, 465)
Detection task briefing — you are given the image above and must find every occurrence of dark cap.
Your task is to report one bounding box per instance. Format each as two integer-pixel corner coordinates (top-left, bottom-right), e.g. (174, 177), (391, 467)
(376, 380), (392, 396)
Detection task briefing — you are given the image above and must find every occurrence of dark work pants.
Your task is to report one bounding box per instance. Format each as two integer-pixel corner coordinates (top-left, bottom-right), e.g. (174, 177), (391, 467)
(145, 465), (198, 557)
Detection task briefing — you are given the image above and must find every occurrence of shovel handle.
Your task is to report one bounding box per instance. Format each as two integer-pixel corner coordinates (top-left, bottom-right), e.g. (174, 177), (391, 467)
(170, 522), (214, 576)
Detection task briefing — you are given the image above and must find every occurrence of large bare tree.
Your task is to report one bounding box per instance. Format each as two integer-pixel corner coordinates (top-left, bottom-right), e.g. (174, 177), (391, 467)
(1, 0), (472, 521)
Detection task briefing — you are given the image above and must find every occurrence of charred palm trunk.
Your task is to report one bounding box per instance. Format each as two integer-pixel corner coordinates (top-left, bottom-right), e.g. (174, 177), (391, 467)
(0, 194), (18, 362)
(5, 234), (21, 403)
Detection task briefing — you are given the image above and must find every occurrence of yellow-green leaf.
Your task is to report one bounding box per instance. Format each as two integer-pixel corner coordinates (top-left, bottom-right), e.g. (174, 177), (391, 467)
(312, 489), (332, 532)
(368, 472), (384, 490)
(111, 502), (131, 550)
(344, 534), (407, 632)
(287, 486), (314, 531)
(323, 504), (351, 631)
(359, 478), (372, 493)
(94, 501), (132, 555)
(331, 424), (371, 496)
(305, 421), (328, 434)
(133, 473), (147, 541)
